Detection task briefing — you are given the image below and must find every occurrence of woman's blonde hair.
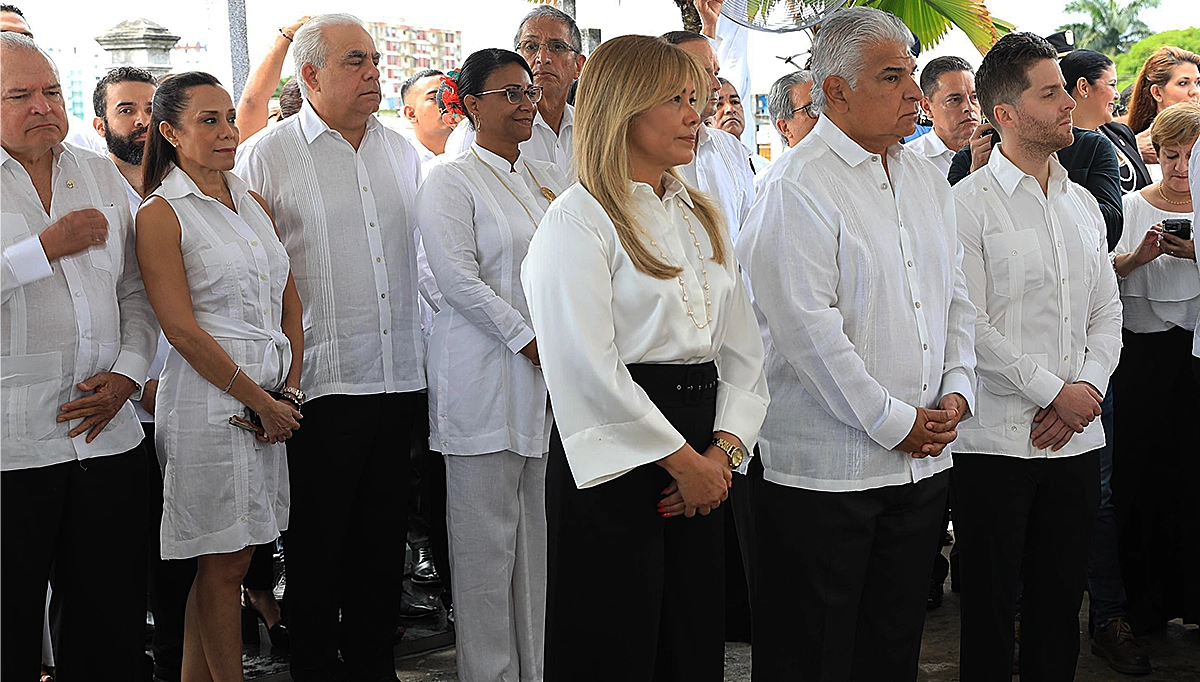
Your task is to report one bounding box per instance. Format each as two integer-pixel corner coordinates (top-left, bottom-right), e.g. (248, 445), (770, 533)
(573, 34), (726, 279)
(1126, 46), (1200, 134)
(1149, 101), (1200, 153)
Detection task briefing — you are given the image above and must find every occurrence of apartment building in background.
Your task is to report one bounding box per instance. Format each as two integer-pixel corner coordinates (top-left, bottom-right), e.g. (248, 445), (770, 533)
(366, 20), (463, 110)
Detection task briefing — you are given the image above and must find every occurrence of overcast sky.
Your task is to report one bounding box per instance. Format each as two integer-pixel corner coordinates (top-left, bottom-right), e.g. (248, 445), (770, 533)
(25, 0), (1199, 96)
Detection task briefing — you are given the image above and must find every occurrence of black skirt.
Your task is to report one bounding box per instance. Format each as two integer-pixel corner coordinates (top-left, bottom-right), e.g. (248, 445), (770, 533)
(544, 362), (726, 682)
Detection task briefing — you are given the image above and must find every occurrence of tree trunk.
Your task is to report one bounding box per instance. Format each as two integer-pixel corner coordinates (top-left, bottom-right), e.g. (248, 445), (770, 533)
(227, 0), (250, 100)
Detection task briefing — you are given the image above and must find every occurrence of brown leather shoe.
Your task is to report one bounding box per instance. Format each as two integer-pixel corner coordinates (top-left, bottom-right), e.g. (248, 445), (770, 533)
(1092, 618), (1152, 675)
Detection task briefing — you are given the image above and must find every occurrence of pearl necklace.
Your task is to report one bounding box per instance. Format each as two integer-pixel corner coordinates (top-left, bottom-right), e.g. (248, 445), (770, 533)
(647, 197), (712, 330)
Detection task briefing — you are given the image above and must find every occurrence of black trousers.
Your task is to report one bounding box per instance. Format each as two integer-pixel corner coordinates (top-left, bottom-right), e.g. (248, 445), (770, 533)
(1112, 327), (1200, 633)
(406, 392), (432, 551)
(142, 424), (198, 682)
(284, 392), (417, 682)
(544, 362), (725, 682)
(955, 451), (1100, 682)
(726, 452), (763, 641)
(751, 469), (950, 682)
(1, 446), (149, 682)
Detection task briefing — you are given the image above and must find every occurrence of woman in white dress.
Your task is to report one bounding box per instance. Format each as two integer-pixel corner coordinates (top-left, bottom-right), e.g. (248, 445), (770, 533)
(135, 72), (304, 682)
(522, 35), (768, 682)
(1110, 101), (1200, 634)
(415, 49), (567, 682)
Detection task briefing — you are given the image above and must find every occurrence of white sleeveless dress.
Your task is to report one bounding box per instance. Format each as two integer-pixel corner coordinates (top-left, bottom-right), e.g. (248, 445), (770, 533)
(146, 166), (292, 559)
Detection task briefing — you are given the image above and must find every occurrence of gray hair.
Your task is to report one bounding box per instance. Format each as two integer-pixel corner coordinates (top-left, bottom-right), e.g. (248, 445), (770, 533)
(768, 70), (813, 145)
(514, 5), (582, 53)
(293, 13), (365, 97)
(0, 31), (56, 75)
(808, 6), (912, 116)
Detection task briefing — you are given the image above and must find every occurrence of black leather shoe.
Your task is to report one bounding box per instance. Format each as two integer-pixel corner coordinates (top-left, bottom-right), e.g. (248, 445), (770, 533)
(411, 547), (441, 585)
(1092, 618), (1152, 675)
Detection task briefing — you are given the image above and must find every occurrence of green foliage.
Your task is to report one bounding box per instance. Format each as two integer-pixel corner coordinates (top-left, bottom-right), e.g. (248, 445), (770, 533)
(1113, 27), (1200, 85)
(1057, 0), (1160, 55)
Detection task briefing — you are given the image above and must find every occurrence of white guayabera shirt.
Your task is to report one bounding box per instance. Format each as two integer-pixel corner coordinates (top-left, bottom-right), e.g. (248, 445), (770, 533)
(906, 130), (957, 179)
(737, 116), (978, 493)
(523, 176), (769, 489)
(235, 101), (426, 400)
(678, 125), (755, 243)
(444, 105), (575, 178)
(953, 147), (1123, 459)
(1, 142), (158, 469)
(416, 145), (568, 458)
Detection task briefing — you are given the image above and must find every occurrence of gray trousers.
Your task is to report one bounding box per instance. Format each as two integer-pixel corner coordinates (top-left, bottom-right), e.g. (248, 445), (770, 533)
(446, 450), (547, 682)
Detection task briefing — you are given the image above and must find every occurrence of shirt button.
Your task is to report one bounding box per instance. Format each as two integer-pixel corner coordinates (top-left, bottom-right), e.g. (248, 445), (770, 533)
(260, 274), (268, 281)
(923, 344), (928, 350)
(251, 241), (259, 247)
(880, 183), (889, 190)
(363, 186), (369, 192)
(1064, 316), (1068, 322)
(914, 301), (921, 309)
(376, 257), (382, 263)
(383, 329), (389, 335)
(65, 179), (75, 188)
(1011, 425), (1018, 431)
(907, 260), (913, 267)
(871, 155), (879, 162)
(923, 383), (928, 391)
(226, 261), (233, 266)
(1064, 355), (1069, 361)
(369, 222), (376, 227)
(380, 293), (386, 299)
(983, 187), (989, 192)
(75, 291), (83, 298)
(1012, 250), (1018, 255)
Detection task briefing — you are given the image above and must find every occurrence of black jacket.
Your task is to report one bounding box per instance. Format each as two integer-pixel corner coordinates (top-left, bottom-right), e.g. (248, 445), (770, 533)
(948, 127), (1124, 250)
(1099, 121), (1153, 194)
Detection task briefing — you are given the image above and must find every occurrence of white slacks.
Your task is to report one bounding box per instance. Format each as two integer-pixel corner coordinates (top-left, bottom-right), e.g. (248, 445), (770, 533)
(445, 450), (547, 682)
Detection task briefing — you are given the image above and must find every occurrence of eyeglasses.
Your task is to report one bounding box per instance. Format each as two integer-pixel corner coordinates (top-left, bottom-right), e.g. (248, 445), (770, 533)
(477, 86), (544, 105)
(790, 103), (818, 120)
(516, 39), (579, 57)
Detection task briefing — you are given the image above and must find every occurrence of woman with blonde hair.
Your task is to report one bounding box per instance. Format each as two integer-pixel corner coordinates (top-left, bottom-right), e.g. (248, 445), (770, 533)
(1110, 101), (1200, 637)
(1124, 46), (1199, 169)
(522, 34), (768, 682)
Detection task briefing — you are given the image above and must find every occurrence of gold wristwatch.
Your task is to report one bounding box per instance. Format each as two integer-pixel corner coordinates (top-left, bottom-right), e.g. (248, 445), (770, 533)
(712, 437), (745, 468)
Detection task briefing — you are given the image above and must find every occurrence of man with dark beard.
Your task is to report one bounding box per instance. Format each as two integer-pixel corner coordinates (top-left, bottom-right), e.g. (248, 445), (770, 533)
(91, 66), (155, 212)
(951, 32), (1123, 680)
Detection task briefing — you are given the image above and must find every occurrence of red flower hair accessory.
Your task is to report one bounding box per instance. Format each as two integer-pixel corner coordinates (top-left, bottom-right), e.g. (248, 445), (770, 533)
(439, 73), (465, 116)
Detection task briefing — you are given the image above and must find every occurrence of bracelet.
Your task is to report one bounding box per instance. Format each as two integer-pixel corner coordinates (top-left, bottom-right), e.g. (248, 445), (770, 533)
(222, 366), (242, 393)
(280, 385), (305, 406)
(279, 28), (293, 42)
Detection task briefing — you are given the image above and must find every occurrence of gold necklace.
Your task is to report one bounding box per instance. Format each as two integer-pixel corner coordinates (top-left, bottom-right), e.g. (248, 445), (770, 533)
(472, 148), (555, 228)
(647, 196), (712, 330)
(1157, 182), (1192, 206)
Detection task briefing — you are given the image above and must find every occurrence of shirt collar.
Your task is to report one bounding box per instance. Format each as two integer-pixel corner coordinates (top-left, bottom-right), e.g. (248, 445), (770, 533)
(471, 142), (525, 174)
(630, 173), (694, 209)
(157, 164), (251, 203)
(813, 116), (891, 168)
(533, 102), (573, 134)
(298, 99), (380, 145)
(987, 143), (1069, 197)
(919, 131), (952, 157)
(1, 142), (73, 171)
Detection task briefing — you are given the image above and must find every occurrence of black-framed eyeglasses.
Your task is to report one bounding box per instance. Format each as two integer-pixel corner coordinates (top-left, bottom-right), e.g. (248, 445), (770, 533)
(516, 39), (579, 57)
(790, 103), (818, 120)
(477, 86), (544, 105)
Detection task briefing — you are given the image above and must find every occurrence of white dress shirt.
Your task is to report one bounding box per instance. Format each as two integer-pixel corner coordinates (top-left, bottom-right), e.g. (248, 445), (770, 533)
(444, 105), (574, 177)
(737, 116), (978, 492)
(522, 176), (769, 489)
(235, 101), (426, 400)
(906, 130), (957, 179)
(953, 145), (1123, 459)
(1191, 136), (1200, 358)
(1, 142), (158, 470)
(678, 125), (755, 243)
(65, 115), (108, 155)
(416, 145), (567, 458)
(1114, 191), (1198, 334)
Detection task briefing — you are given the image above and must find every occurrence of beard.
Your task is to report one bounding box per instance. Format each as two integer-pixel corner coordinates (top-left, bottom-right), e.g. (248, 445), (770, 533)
(105, 124), (147, 166)
(1016, 107), (1073, 156)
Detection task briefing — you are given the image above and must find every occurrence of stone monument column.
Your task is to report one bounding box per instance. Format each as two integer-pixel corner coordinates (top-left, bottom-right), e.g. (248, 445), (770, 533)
(95, 19), (181, 78)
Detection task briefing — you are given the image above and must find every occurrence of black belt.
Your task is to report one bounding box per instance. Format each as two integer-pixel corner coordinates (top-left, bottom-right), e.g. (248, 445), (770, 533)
(626, 362), (718, 406)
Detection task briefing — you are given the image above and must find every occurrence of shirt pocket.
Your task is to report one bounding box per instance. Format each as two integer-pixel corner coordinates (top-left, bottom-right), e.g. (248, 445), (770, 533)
(198, 242), (246, 305)
(1077, 224), (1103, 291)
(1, 351), (63, 441)
(87, 207), (123, 274)
(983, 230), (1044, 299)
(2, 212), (32, 246)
